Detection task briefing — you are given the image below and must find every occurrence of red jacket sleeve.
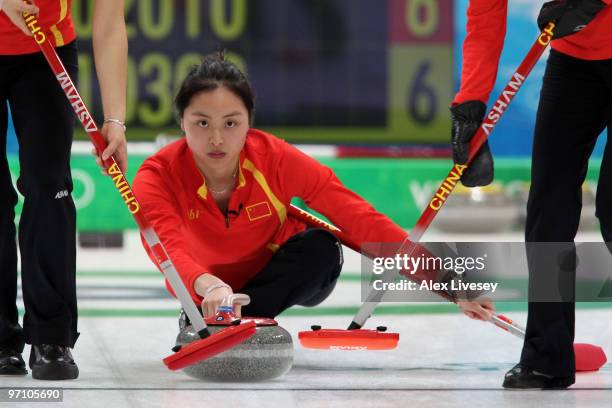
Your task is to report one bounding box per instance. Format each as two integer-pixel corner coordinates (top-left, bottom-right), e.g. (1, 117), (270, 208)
(278, 142), (408, 248)
(453, 0), (508, 104)
(133, 164), (206, 303)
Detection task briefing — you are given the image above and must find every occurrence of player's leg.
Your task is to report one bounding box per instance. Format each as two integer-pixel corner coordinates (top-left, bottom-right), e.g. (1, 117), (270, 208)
(595, 60), (612, 246)
(507, 50), (608, 388)
(8, 42), (80, 380)
(240, 228), (343, 318)
(0, 65), (26, 374)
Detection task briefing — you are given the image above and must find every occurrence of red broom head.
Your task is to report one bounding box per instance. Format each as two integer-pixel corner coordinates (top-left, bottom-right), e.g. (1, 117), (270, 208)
(574, 343), (607, 372)
(299, 328), (399, 350)
(163, 321), (257, 370)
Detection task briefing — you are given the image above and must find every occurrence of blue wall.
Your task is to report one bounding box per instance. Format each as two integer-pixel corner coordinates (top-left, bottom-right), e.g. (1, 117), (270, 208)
(454, 0), (607, 158)
(6, 103), (17, 154)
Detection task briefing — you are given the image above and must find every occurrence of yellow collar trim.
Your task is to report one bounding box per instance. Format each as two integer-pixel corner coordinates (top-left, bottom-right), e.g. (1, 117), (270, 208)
(197, 183), (208, 200)
(237, 162), (246, 188)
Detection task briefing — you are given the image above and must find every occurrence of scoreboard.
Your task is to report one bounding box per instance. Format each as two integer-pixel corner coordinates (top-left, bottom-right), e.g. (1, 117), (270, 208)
(73, 0), (453, 143)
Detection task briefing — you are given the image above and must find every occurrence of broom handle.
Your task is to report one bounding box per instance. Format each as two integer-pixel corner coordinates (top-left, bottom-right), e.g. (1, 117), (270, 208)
(25, 13), (209, 336)
(490, 315), (526, 338)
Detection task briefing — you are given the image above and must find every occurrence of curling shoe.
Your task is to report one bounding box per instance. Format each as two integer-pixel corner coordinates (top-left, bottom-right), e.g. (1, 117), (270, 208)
(503, 364), (574, 389)
(29, 344), (79, 380)
(0, 347), (27, 375)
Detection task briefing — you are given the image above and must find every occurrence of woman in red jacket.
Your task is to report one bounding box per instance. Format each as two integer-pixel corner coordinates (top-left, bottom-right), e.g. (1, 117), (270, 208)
(451, 0), (611, 389)
(130, 53), (494, 328)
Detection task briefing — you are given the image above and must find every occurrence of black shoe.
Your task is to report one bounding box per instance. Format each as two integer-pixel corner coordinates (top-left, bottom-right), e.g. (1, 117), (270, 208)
(0, 348), (27, 375)
(503, 364), (574, 389)
(29, 345), (79, 380)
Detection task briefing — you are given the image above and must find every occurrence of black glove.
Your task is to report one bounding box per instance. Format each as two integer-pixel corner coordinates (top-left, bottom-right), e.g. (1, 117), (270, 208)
(450, 100), (493, 187)
(538, 0), (606, 39)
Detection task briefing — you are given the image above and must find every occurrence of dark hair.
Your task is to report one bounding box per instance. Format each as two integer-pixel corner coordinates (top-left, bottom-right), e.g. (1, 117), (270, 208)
(174, 51), (255, 125)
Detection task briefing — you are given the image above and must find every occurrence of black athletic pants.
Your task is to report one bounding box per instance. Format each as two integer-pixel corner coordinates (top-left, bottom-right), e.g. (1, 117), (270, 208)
(183, 228), (343, 322)
(240, 228), (343, 318)
(521, 49), (612, 378)
(0, 42), (79, 352)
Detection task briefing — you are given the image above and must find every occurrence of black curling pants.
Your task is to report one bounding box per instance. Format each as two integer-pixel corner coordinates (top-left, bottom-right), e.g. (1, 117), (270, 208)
(240, 228), (343, 318)
(521, 49), (612, 378)
(0, 42), (79, 351)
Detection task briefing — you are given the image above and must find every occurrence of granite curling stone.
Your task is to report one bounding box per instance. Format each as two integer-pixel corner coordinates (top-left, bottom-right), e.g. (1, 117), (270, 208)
(176, 314), (293, 382)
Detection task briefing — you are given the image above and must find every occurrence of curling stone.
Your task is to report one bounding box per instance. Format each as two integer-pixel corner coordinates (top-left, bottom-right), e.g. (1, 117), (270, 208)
(175, 294), (293, 382)
(434, 183), (520, 233)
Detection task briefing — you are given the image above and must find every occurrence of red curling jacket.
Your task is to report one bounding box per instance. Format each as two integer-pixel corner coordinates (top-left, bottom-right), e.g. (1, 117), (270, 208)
(133, 129), (408, 302)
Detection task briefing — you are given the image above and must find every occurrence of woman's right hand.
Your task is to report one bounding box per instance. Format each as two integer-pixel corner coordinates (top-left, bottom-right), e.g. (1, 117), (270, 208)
(201, 284), (234, 319)
(1, 0), (40, 36)
(194, 274), (244, 318)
